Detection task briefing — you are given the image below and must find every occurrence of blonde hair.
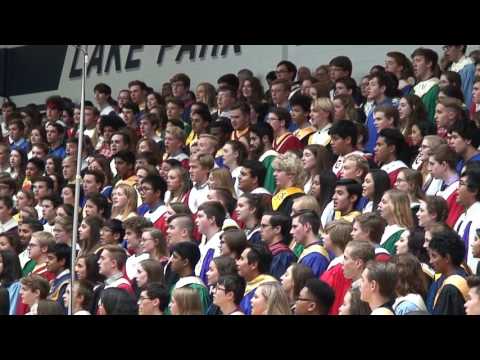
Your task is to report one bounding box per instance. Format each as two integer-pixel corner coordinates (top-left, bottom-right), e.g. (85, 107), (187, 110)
(199, 134), (219, 150)
(344, 153), (369, 178)
(384, 189), (414, 229)
(32, 231), (55, 247)
(111, 184), (138, 220)
(190, 153), (214, 170)
(166, 126), (185, 142)
(172, 287), (203, 315)
(257, 282), (291, 315)
(325, 220), (353, 251)
(312, 97), (334, 123)
(209, 168), (236, 198)
(293, 195), (321, 217)
(272, 152), (307, 188)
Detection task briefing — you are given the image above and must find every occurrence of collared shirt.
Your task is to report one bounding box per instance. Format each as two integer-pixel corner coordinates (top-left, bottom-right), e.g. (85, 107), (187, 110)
(188, 181), (210, 213)
(0, 217), (18, 233)
(105, 272), (125, 286)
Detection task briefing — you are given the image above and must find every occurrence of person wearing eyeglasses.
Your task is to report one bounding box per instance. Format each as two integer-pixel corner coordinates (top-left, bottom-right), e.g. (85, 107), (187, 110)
(294, 279), (335, 315)
(138, 282), (169, 315)
(140, 175), (168, 233)
(213, 274), (246, 315)
(23, 231), (56, 282)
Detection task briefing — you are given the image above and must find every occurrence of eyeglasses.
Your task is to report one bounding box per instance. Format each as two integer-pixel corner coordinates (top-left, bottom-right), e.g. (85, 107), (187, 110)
(260, 224), (272, 229)
(214, 285), (226, 293)
(27, 243), (39, 248)
(296, 297), (315, 303)
(139, 296), (153, 302)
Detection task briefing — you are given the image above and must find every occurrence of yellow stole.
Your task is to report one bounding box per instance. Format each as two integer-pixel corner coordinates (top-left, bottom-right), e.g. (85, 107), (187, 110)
(434, 274), (469, 307)
(186, 130), (198, 146)
(244, 274), (278, 295)
(231, 127), (249, 141)
(272, 187), (304, 211)
(334, 210), (361, 223)
(298, 243), (330, 263)
(273, 132), (292, 151)
(294, 127), (315, 141)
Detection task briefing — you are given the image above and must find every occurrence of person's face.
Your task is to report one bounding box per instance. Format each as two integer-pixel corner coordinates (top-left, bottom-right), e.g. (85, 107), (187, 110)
(374, 111), (393, 132)
(136, 264), (149, 288)
(378, 193), (394, 221)
(248, 132), (262, 155)
(25, 162), (39, 179)
(45, 158), (56, 175)
(190, 113), (206, 134)
(165, 132), (181, 153)
(159, 162), (172, 181)
(189, 161), (207, 184)
(273, 168), (290, 189)
(20, 285), (38, 306)
(361, 173), (374, 199)
(290, 105), (307, 125)
(166, 103), (182, 120)
(138, 290), (159, 315)
(206, 261), (219, 286)
(457, 175), (477, 208)
(329, 66), (348, 82)
(0, 236), (11, 251)
(75, 257), (87, 280)
(428, 248), (449, 274)
(260, 214), (278, 244)
(125, 228), (141, 251)
(333, 99), (346, 121)
(110, 134), (127, 155)
(166, 169), (181, 193)
(333, 185), (354, 214)
(53, 223), (70, 244)
(310, 175), (321, 197)
(236, 248), (252, 278)
(18, 224), (33, 245)
(271, 84), (289, 105)
(0, 201), (11, 221)
(46, 253), (64, 273)
(241, 80), (253, 98)
(394, 171), (409, 193)
(374, 136), (391, 164)
(367, 78), (384, 101)
(32, 146), (47, 160)
(115, 158), (132, 178)
(112, 187), (128, 208)
(443, 45), (463, 63)
(195, 210), (212, 235)
(62, 159), (75, 180)
(9, 123), (22, 141)
(41, 199), (56, 222)
(335, 82), (350, 96)
(420, 139), (432, 162)
(238, 167), (257, 192)
(78, 220), (91, 242)
(341, 159), (360, 181)
(294, 287), (316, 315)
(196, 85), (206, 102)
(61, 187), (74, 205)
(412, 55), (431, 80)
(351, 221), (370, 242)
(290, 216), (308, 245)
(83, 174), (100, 195)
(276, 64), (293, 81)
(473, 82), (480, 105)
(141, 231), (157, 255)
(428, 156), (445, 180)
(385, 56), (401, 74)
(167, 218), (185, 246)
(197, 137), (214, 156)
(439, 74), (450, 89)
(230, 108), (249, 131)
(410, 125), (423, 147)
(465, 288), (480, 315)
(9, 151), (21, 168)
(449, 131), (469, 156)
(331, 134), (350, 156)
(251, 288), (268, 315)
(472, 233), (480, 259)
(146, 94), (159, 110)
(171, 81), (187, 98)
(170, 251), (187, 275)
(434, 103), (451, 129)
(417, 201), (435, 228)
(301, 79), (312, 96)
(222, 143), (236, 166)
(100, 227), (117, 245)
(118, 91), (130, 108)
(46, 125), (60, 144)
(395, 230), (410, 254)
(129, 85), (143, 104)
(98, 250), (114, 276)
(84, 108), (97, 127)
(139, 119), (154, 138)
(338, 290), (352, 315)
(136, 169), (148, 186)
(302, 149), (316, 171)
(16, 191), (30, 209)
(235, 196), (252, 223)
(359, 268), (373, 303)
(343, 246), (361, 280)
(280, 265), (294, 294)
(309, 105), (330, 129)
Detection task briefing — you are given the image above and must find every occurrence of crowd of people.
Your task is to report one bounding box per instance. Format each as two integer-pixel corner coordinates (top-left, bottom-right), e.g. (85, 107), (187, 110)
(1, 45), (480, 315)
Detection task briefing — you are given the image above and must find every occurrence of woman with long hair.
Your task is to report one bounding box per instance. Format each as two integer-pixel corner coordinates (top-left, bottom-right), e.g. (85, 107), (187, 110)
(394, 168), (425, 216)
(397, 94), (428, 143)
(378, 189), (414, 254)
(339, 286), (371, 315)
(0, 249), (22, 314)
(234, 194), (264, 245)
(240, 77), (265, 104)
(111, 184), (138, 221)
(311, 170), (337, 228)
(8, 148), (28, 184)
(280, 263), (315, 310)
(170, 287), (203, 315)
(164, 166), (191, 205)
(207, 168), (236, 199)
(417, 196), (449, 232)
(362, 169), (391, 213)
(78, 215), (104, 257)
(385, 51), (415, 95)
(302, 144), (334, 194)
(419, 135), (447, 195)
(136, 259), (165, 291)
(195, 82), (217, 113)
(98, 288), (138, 315)
(251, 281), (291, 315)
(333, 94), (359, 122)
(222, 140), (248, 198)
(140, 228), (169, 264)
(409, 121), (436, 170)
(391, 253), (428, 315)
(220, 229), (248, 260)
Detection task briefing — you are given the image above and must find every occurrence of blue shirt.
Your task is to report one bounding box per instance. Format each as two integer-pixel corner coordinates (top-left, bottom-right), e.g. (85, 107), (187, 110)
(365, 97), (393, 154)
(49, 145), (66, 159)
(10, 138), (29, 153)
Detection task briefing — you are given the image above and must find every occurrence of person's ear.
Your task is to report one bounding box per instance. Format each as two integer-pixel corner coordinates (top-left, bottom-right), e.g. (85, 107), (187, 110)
(152, 298), (160, 308)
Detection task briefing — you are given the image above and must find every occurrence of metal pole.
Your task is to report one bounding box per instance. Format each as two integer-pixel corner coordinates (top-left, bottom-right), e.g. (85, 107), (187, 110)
(69, 45), (88, 315)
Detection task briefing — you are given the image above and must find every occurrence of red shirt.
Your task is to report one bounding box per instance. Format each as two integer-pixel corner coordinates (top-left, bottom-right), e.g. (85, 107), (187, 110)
(320, 263), (352, 315)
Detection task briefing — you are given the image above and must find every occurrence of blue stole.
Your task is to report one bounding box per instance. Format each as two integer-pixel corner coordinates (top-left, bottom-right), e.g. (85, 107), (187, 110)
(462, 221), (473, 263)
(199, 248), (215, 286)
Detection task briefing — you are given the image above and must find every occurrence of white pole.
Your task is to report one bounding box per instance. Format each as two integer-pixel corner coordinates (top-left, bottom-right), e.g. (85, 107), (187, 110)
(69, 45), (88, 315)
